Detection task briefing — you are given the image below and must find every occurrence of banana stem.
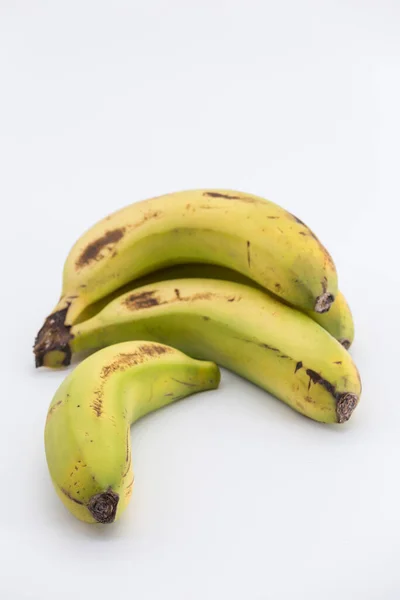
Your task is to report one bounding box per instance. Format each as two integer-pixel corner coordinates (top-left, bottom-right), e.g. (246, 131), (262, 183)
(34, 294), (88, 367)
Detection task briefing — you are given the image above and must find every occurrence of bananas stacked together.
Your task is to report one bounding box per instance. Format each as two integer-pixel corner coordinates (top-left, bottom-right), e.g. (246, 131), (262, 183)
(37, 189), (361, 524)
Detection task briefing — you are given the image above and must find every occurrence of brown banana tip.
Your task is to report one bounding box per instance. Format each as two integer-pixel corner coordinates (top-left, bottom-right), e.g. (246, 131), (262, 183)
(33, 307), (73, 368)
(336, 393), (358, 423)
(314, 292), (335, 313)
(339, 338), (351, 350)
(87, 489), (119, 524)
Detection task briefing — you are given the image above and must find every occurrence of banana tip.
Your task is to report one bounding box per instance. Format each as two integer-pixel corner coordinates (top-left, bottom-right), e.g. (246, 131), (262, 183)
(314, 292), (335, 313)
(339, 338), (351, 350)
(336, 393), (358, 423)
(87, 489), (119, 524)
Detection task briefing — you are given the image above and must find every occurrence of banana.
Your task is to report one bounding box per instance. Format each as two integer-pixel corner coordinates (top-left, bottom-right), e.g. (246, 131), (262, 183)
(34, 189), (338, 367)
(44, 341), (220, 524)
(45, 278), (361, 424)
(78, 264), (354, 349)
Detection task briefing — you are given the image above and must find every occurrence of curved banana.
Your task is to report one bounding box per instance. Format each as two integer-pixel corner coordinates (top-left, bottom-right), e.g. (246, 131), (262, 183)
(44, 341), (220, 524)
(45, 279), (361, 424)
(78, 264), (354, 349)
(34, 189), (338, 367)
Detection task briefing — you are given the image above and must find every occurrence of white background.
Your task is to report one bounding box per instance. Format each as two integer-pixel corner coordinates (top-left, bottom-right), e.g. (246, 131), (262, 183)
(0, 1), (399, 599)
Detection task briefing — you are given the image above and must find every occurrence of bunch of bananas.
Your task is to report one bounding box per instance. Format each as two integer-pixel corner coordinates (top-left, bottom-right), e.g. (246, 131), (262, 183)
(36, 189), (361, 524)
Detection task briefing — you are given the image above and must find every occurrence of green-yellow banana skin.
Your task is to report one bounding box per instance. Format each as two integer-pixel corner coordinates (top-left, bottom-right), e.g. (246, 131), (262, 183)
(44, 341), (220, 524)
(78, 264), (354, 348)
(34, 189), (338, 367)
(50, 279), (361, 424)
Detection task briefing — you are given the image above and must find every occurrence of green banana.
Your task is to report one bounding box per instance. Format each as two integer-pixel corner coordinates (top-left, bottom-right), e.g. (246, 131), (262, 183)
(44, 341), (220, 524)
(34, 189), (338, 368)
(45, 278), (361, 424)
(78, 264), (354, 349)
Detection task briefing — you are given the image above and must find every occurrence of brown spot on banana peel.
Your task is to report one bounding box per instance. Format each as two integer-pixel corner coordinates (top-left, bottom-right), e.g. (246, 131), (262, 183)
(124, 290), (162, 310)
(322, 245), (336, 273)
(33, 307), (73, 368)
(125, 434), (130, 464)
(100, 347), (171, 379)
(203, 192), (264, 204)
(295, 361), (303, 373)
(89, 346), (172, 418)
(247, 241), (251, 267)
(291, 213), (306, 226)
(171, 378), (197, 388)
(125, 479), (134, 498)
(91, 391), (103, 418)
(125, 479), (135, 499)
(60, 487), (84, 506)
(75, 212), (161, 271)
(46, 400), (63, 422)
(187, 292), (215, 301)
(76, 228), (126, 269)
(124, 289), (227, 312)
(240, 338), (292, 359)
(203, 192), (242, 200)
(258, 342), (280, 352)
(139, 343), (170, 357)
(306, 369), (336, 395)
(237, 337), (281, 354)
(122, 452), (132, 478)
(290, 212), (319, 241)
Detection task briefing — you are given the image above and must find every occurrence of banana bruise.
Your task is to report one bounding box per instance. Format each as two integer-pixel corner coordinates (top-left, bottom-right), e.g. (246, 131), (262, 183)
(34, 189), (338, 367)
(44, 341), (220, 524)
(78, 264), (355, 349)
(48, 279), (361, 424)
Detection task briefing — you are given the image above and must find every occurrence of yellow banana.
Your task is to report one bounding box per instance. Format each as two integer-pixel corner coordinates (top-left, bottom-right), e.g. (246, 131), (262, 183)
(44, 341), (220, 524)
(46, 278), (361, 424)
(34, 189), (338, 367)
(78, 264), (354, 348)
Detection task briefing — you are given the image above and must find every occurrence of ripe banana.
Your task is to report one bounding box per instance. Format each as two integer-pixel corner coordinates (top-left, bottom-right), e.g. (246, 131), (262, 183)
(34, 189), (338, 367)
(78, 264), (354, 349)
(45, 278), (361, 424)
(44, 341), (220, 524)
